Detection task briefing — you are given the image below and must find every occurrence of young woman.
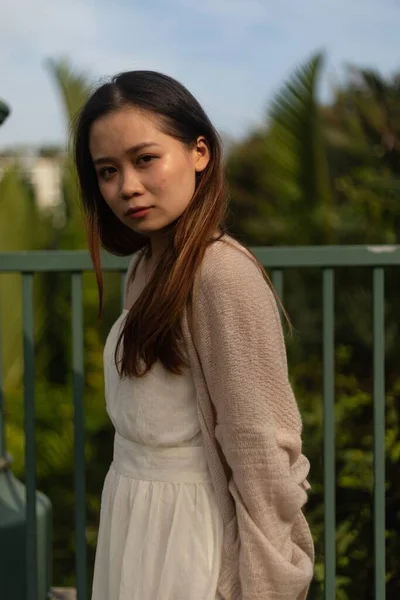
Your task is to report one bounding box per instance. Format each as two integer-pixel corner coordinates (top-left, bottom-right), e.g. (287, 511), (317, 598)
(74, 71), (314, 600)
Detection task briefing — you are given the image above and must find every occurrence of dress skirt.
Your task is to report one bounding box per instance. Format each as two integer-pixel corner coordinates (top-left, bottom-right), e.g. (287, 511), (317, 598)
(91, 432), (224, 600)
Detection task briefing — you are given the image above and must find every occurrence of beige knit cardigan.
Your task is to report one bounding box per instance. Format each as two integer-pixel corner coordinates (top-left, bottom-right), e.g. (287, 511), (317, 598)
(127, 236), (314, 599)
(182, 237), (314, 599)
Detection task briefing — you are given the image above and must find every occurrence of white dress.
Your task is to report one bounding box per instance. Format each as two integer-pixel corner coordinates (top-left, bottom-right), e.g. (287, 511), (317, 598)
(91, 309), (224, 600)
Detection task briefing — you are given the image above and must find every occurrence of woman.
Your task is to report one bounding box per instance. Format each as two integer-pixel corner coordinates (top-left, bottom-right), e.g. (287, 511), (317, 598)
(74, 70), (314, 600)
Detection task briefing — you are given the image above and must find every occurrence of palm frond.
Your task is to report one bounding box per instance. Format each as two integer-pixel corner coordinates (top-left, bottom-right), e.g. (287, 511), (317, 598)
(46, 58), (91, 129)
(46, 58), (92, 241)
(266, 53), (334, 241)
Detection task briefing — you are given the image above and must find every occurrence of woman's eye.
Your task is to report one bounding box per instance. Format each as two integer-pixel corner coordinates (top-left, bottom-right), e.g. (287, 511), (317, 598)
(137, 155), (156, 166)
(98, 167), (116, 180)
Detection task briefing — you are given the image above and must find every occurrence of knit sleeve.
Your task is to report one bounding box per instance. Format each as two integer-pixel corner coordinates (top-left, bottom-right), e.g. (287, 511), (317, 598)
(193, 241), (314, 600)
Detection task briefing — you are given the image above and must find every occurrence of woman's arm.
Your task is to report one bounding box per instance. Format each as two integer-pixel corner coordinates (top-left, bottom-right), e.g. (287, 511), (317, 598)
(193, 240), (314, 600)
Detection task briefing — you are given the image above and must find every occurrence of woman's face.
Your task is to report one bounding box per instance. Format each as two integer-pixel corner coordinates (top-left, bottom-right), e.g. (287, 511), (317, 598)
(89, 107), (210, 236)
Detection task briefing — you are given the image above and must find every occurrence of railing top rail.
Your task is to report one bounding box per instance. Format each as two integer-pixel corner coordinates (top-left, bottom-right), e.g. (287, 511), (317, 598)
(0, 245), (400, 271)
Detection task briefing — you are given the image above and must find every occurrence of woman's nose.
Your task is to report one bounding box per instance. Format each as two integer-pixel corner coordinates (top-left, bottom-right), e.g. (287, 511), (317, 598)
(120, 169), (144, 199)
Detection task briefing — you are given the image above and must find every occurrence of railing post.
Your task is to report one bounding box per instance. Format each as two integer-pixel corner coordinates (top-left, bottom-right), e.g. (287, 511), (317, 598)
(71, 273), (87, 599)
(0, 296), (6, 458)
(22, 273), (39, 600)
(373, 268), (386, 600)
(323, 269), (335, 600)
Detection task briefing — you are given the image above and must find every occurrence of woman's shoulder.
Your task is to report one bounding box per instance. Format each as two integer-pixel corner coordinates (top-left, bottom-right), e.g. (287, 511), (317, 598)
(199, 234), (264, 292)
(194, 235), (282, 336)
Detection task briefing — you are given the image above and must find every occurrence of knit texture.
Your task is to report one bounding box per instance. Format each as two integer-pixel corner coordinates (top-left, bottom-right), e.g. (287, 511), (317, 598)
(182, 236), (314, 600)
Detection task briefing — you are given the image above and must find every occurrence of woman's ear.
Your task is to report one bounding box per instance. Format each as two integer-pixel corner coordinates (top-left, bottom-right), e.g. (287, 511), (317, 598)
(193, 136), (210, 173)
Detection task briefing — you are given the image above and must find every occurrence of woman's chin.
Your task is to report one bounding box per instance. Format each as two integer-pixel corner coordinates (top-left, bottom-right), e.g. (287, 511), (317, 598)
(126, 220), (171, 236)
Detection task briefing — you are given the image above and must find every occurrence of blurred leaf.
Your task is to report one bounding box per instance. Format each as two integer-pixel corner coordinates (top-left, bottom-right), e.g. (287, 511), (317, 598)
(0, 98), (11, 125)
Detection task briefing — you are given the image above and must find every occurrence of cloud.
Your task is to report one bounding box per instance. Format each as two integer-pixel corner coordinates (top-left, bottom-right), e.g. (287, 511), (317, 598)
(0, 0), (97, 58)
(171, 0), (276, 24)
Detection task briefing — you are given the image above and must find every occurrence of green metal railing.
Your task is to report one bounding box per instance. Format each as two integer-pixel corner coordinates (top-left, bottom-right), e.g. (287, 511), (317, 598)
(1, 244), (399, 600)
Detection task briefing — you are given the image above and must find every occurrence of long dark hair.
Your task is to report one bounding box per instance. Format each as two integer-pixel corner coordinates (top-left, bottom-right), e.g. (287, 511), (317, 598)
(74, 70), (228, 377)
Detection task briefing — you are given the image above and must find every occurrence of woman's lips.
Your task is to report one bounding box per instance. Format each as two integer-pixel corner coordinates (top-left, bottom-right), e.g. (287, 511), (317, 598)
(125, 207), (152, 219)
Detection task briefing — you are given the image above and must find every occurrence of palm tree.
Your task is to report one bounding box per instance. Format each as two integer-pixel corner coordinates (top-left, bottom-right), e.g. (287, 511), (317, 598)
(227, 53), (335, 245)
(267, 53), (334, 242)
(46, 58), (91, 247)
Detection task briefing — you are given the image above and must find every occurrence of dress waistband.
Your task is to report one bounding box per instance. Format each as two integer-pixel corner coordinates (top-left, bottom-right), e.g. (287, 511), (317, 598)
(112, 432), (212, 483)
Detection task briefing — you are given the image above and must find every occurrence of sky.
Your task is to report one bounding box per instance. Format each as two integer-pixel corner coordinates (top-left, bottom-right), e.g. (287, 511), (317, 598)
(1, 0), (400, 150)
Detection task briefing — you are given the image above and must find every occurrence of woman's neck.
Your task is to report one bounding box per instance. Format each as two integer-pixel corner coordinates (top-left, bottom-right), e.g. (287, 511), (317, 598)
(147, 230), (171, 266)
